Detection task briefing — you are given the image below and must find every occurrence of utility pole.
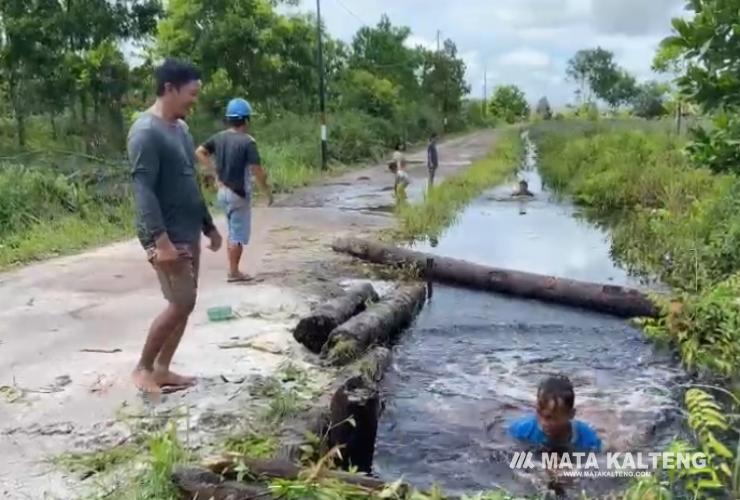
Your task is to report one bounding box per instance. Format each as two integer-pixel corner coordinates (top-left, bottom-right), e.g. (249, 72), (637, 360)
(316, 0), (328, 169)
(436, 30), (448, 131)
(483, 66), (487, 116)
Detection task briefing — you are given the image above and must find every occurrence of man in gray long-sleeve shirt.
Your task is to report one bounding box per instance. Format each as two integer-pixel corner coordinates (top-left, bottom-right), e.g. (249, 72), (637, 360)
(127, 58), (222, 394)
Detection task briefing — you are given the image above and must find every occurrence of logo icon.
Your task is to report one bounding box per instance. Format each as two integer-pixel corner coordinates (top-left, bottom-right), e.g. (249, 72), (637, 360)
(510, 451), (536, 469)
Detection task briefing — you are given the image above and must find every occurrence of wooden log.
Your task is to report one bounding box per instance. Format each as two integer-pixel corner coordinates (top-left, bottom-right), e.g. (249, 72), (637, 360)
(293, 283), (379, 354)
(332, 237), (660, 319)
(329, 378), (381, 473)
(200, 455), (391, 491)
(321, 284), (427, 366)
(274, 347), (391, 464)
(172, 467), (272, 499)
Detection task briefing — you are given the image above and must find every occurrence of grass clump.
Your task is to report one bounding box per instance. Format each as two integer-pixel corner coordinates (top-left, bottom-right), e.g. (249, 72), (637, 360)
(55, 443), (139, 478)
(224, 432), (277, 459)
(393, 128), (522, 243)
(249, 362), (323, 424)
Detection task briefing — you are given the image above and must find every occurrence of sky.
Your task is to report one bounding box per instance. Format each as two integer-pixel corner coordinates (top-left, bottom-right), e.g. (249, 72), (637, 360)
(283, 0), (689, 108)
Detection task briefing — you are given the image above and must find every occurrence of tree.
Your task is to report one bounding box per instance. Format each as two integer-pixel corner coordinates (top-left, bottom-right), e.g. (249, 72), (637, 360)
(337, 69), (400, 118)
(631, 81), (668, 119)
(157, 0), (319, 115)
(602, 71), (638, 110)
(420, 39), (470, 118)
(0, 0), (66, 147)
(658, 0), (740, 172)
(566, 48), (617, 103)
(489, 85), (530, 124)
(349, 15), (422, 99)
(536, 97), (552, 120)
(566, 47), (637, 109)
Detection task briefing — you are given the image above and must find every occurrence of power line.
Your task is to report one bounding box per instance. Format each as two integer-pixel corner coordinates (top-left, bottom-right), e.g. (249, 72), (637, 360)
(332, 0), (367, 27)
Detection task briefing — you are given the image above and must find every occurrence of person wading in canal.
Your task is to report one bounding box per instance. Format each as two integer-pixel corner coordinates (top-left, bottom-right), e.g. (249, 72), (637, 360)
(196, 98), (273, 282)
(128, 58), (223, 394)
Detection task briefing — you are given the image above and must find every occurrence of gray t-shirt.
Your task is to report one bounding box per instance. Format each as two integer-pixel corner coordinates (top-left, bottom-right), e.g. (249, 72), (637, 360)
(202, 130), (262, 198)
(128, 112), (215, 248)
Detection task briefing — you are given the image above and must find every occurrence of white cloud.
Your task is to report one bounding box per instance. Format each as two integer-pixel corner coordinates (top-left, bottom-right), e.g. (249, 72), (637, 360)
(404, 35), (437, 51)
(498, 48), (552, 69)
(285, 0), (687, 106)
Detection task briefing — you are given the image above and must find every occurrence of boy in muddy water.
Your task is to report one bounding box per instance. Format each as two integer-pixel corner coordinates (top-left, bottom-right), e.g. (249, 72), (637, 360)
(508, 375), (602, 453)
(512, 179), (534, 198)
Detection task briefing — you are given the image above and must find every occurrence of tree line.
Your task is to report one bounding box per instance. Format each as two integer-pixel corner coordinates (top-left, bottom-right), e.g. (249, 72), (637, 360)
(0, 0), (471, 160)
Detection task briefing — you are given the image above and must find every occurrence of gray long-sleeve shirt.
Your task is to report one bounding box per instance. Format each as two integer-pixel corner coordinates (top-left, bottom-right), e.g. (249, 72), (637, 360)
(128, 112), (215, 249)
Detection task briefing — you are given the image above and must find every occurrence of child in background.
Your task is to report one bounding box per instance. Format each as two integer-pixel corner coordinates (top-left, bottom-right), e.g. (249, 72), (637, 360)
(389, 142), (410, 201)
(508, 375), (602, 453)
(512, 179), (534, 197)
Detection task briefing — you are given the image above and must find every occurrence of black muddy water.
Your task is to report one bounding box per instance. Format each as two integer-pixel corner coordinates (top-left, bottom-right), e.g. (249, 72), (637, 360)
(372, 133), (686, 497)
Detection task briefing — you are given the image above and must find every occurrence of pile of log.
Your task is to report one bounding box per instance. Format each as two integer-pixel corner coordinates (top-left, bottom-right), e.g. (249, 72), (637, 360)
(293, 283), (379, 354)
(321, 284), (426, 366)
(292, 281), (427, 366)
(332, 237), (660, 319)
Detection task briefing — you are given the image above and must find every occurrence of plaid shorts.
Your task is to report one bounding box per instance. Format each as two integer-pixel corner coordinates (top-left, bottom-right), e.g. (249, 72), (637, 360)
(146, 243), (200, 306)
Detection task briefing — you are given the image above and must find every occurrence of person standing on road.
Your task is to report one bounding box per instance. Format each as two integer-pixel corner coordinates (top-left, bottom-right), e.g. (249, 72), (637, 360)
(195, 98), (273, 283)
(388, 142), (410, 202)
(127, 58), (223, 394)
(427, 133), (439, 188)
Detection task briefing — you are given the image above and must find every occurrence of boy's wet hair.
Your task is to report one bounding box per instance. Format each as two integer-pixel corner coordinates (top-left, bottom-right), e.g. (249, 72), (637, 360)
(537, 375), (575, 411)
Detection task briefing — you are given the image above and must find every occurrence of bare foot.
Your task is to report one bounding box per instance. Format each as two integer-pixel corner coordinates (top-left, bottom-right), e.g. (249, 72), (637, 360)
(132, 368), (162, 394)
(153, 368), (197, 387)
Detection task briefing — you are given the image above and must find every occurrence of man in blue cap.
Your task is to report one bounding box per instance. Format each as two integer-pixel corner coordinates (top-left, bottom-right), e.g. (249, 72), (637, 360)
(196, 98), (273, 282)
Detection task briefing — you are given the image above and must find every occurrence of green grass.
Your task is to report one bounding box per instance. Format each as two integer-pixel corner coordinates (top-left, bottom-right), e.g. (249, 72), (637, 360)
(54, 443), (140, 478)
(392, 127), (522, 242)
(224, 432), (278, 458)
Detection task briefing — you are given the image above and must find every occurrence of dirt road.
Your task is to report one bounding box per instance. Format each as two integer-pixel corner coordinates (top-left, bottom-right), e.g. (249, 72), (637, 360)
(0, 129), (497, 499)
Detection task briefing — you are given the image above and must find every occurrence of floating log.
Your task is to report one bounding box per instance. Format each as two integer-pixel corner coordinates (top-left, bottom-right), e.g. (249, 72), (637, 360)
(172, 467), (271, 499)
(321, 284), (427, 365)
(332, 237), (660, 319)
(200, 455), (390, 491)
(294, 283), (379, 354)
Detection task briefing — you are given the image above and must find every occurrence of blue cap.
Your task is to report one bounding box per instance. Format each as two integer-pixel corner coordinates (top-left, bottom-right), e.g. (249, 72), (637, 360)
(225, 98), (252, 119)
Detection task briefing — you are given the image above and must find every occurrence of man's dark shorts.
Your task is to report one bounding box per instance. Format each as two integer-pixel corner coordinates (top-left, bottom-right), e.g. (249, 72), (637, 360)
(145, 242), (201, 306)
